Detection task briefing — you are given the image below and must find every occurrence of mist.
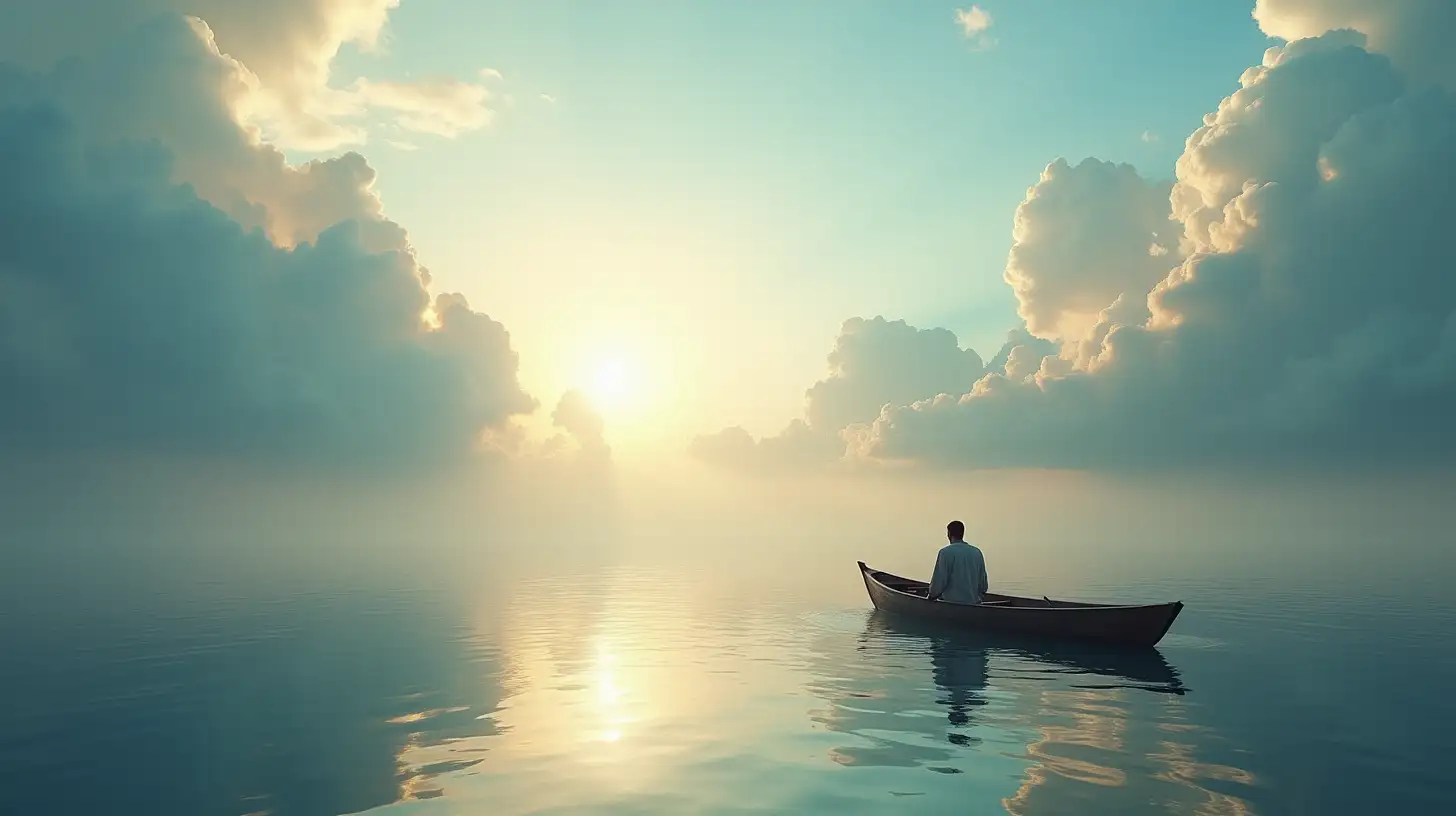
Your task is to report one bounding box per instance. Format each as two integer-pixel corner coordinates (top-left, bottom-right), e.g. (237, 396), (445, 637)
(8, 454), (1452, 615)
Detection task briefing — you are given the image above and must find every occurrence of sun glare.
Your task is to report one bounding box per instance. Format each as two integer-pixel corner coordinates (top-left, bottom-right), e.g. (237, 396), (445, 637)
(588, 357), (636, 411)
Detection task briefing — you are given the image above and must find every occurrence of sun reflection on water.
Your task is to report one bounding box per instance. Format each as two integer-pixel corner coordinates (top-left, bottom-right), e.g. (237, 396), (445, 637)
(363, 568), (1260, 814)
(594, 641), (631, 743)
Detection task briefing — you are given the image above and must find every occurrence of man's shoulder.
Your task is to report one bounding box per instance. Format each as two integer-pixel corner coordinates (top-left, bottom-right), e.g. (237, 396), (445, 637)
(940, 541), (981, 555)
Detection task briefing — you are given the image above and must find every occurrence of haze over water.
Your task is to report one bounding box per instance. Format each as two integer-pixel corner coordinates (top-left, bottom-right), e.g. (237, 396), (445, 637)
(4, 468), (1454, 815)
(5, 0), (1456, 813)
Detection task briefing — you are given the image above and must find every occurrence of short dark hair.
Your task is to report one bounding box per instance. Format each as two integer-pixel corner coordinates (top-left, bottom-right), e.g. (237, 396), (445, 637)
(947, 520), (965, 539)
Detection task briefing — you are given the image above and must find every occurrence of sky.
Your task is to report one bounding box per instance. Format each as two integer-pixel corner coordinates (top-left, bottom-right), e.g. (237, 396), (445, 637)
(347, 0), (1276, 444)
(1, 0), (1454, 476)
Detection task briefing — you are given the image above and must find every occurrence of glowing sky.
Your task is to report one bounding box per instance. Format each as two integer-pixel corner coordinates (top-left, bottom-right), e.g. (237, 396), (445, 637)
(1, 0), (1453, 471)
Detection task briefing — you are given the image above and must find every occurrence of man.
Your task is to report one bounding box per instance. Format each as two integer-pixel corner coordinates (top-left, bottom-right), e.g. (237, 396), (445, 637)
(927, 520), (989, 604)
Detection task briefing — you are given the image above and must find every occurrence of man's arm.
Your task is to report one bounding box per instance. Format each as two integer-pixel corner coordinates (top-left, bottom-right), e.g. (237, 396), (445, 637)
(927, 550), (948, 601)
(977, 555), (989, 597)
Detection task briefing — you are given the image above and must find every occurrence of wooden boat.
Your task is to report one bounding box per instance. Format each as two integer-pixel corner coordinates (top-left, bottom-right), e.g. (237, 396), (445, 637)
(858, 561), (1184, 648)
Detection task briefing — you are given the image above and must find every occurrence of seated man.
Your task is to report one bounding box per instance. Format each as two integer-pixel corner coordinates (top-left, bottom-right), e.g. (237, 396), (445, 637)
(928, 520), (989, 604)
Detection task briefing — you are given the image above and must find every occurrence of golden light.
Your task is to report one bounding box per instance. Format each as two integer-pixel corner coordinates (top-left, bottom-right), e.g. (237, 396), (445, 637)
(587, 356), (637, 413)
(553, 333), (684, 452)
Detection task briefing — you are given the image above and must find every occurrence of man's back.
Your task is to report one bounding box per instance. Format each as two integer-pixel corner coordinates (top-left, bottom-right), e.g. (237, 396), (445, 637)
(929, 541), (989, 604)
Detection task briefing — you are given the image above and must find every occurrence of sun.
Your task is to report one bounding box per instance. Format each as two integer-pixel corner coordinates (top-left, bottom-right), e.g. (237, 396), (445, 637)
(587, 357), (636, 412)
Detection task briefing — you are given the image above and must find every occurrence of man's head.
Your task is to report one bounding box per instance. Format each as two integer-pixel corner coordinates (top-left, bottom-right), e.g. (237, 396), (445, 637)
(947, 520), (965, 541)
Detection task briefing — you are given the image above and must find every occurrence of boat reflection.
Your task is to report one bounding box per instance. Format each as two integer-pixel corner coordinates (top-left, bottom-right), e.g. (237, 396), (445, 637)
(808, 610), (1187, 771)
(864, 612), (1187, 697)
(807, 610), (1259, 812)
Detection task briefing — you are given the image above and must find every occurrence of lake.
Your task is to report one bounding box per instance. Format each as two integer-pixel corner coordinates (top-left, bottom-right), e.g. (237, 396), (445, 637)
(2, 468), (1455, 814)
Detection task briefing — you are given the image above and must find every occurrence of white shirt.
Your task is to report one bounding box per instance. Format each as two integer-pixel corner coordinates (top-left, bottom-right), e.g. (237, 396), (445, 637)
(929, 540), (989, 604)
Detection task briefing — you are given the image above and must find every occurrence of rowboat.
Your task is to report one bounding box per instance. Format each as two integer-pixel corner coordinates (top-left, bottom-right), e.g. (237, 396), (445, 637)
(858, 561), (1184, 648)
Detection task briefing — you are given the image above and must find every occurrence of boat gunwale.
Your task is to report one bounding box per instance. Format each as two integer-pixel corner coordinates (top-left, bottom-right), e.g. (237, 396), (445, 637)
(858, 561), (1183, 613)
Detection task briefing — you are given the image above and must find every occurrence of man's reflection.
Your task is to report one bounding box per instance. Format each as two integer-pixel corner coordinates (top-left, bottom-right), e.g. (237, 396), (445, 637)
(809, 610), (1187, 769)
(928, 633), (990, 742)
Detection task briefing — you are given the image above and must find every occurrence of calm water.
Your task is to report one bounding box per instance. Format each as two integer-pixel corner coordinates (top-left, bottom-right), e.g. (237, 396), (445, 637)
(3, 496), (1456, 815)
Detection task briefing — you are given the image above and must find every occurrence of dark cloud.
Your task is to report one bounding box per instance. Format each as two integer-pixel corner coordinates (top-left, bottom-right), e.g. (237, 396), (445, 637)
(0, 18), (535, 467)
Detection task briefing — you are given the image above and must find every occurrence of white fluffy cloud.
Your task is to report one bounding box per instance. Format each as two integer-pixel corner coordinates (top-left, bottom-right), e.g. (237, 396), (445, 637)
(1255, 0), (1456, 92)
(0, 1), (493, 150)
(955, 6), (993, 35)
(852, 31), (1456, 468)
(1004, 158), (1180, 340)
(954, 6), (996, 49)
(0, 16), (535, 466)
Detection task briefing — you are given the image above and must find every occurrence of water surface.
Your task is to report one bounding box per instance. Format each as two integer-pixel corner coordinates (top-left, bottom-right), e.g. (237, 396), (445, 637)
(3, 476), (1455, 814)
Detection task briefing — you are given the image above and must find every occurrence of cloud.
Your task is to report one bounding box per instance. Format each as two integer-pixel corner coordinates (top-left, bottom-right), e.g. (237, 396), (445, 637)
(1141, 130), (1159, 143)
(0, 1), (493, 150)
(1254, 0), (1456, 92)
(539, 93), (558, 104)
(551, 391), (610, 460)
(804, 317), (987, 432)
(479, 68), (504, 82)
(1, 15), (410, 255)
(851, 32), (1456, 469)
(985, 327), (1060, 379)
(351, 77), (492, 138)
(702, 29), (1456, 473)
(955, 6), (994, 38)
(1004, 158), (1180, 340)
(690, 317), (989, 471)
(0, 17), (536, 467)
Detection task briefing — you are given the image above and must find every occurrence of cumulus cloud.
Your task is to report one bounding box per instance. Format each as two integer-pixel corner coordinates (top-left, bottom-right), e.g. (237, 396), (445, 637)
(1255, 0), (1456, 92)
(0, 1), (493, 150)
(985, 328), (1060, 380)
(805, 317), (987, 432)
(551, 391), (610, 460)
(852, 32), (1456, 469)
(0, 15), (417, 255)
(1004, 157), (1180, 340)
(690, 317), (989, 471)
(0, 16), (535, 466)
(703, 27), (1456, 473)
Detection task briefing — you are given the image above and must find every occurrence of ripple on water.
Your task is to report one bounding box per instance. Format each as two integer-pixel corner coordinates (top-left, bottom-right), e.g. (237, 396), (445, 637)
(11, 561), (1454, 815)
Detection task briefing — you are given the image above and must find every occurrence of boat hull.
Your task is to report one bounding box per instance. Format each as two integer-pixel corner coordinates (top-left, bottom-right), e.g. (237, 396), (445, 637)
(858, 561), (1183, 648)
